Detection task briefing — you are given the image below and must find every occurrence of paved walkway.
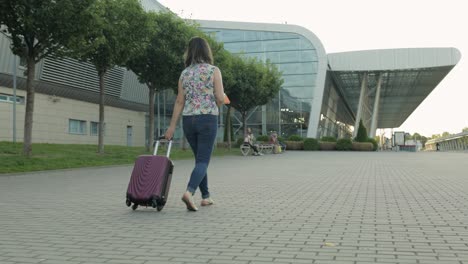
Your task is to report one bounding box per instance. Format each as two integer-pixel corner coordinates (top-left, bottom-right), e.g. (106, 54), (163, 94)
(0, 151), (467, 264)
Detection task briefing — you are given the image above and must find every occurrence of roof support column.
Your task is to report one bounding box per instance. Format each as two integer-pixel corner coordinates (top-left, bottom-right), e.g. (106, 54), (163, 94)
(370, 73), (383, 138)
(262, 105), (267, 136)
(353, 72), (368, 138)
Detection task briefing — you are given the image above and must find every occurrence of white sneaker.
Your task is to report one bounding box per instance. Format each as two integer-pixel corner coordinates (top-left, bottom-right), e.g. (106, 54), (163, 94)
(258, 152), (264, 156)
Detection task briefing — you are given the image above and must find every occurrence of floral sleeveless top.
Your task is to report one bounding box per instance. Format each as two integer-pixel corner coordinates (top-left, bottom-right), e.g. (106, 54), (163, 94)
(180, 63), (219, 116)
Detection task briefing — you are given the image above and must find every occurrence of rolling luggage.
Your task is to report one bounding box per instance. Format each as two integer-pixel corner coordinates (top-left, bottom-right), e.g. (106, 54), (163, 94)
(125, 138), (173, 211)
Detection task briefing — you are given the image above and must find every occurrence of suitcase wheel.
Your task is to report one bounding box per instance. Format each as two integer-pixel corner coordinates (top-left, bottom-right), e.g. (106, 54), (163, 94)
(125, 199), (131, 207)
(132, 204), (138, 210)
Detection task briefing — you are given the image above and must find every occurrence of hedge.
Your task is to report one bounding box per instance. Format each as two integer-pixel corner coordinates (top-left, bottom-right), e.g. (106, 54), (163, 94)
(304, 138), (319, 150)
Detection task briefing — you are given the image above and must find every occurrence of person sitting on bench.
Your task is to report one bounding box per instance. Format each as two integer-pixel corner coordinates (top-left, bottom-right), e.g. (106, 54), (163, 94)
(244, 128), (262, 156)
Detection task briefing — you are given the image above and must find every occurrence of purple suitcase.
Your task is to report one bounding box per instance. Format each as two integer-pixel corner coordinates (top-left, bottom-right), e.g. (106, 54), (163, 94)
(126, 139), (173, 211)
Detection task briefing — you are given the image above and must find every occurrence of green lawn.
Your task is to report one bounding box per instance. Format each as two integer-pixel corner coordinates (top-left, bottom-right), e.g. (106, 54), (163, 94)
(0, 142), (240, 174)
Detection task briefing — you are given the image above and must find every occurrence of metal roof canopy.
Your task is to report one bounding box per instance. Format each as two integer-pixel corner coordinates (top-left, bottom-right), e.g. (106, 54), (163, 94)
(328, 48), (461, 128)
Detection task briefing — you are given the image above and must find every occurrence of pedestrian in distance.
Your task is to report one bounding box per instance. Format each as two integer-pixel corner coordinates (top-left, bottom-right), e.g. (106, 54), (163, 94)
(165, 37), (226, 211)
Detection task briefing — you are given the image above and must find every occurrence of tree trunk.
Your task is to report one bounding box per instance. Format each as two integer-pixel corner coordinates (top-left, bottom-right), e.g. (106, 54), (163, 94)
(163, 91), (166, 130)
(98, 71), (106, 154)
(148, 87), (155, 152)
(22, 57), (36, 157)
(226, 106), (232, 150)
(157, 91), (160, 138)
(242, 111), (247, 139)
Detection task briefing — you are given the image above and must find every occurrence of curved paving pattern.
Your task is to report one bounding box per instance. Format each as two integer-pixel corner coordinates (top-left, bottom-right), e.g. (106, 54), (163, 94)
(1, 152), (467, 264)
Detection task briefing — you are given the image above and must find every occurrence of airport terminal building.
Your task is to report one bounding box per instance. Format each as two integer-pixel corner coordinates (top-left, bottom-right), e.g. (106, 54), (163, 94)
(0, 0), (461, 146)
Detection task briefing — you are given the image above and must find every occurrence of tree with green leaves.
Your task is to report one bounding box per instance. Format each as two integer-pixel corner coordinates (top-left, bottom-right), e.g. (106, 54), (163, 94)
(228, 56), (283, 137)
(188, 30), (237, 148)
(71, 0), (149, 153)
(210, 48), (236, 148)
(442, 131), (451, 138)
(127, 11), (199, 151)
(420, 135), (428, 147)
(0, 0), (95, 156)
(355, 119), (368, 142)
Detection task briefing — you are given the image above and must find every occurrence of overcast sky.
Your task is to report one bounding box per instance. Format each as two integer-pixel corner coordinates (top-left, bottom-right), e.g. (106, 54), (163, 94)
(159, 0), (467, 137)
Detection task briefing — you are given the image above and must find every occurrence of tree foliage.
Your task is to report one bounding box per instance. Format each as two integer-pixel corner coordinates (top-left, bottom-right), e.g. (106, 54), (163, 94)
(0, 0), (95, 62)
(209, 44), (237, 148)
(127, 12), (196, 94)
(127, 11), (198, 150)
(71, 0), (149, 153)
(228, 56), (283, 136)
(355, 119), (368, 142)
(0, 0), (96, 156)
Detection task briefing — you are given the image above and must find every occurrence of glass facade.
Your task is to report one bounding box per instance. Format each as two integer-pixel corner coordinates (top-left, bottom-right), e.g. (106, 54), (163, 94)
(143, 28), (323, 146)
(318, 73), (354, 139)
(203, 28), (320, 139)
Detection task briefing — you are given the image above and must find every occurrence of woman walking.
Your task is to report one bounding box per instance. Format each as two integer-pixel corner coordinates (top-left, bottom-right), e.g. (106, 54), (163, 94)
(164, 37), (225, 211)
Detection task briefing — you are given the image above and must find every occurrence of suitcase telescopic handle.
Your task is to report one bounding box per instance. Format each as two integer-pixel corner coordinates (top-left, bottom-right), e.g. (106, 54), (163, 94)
(153, 136), (172, 157)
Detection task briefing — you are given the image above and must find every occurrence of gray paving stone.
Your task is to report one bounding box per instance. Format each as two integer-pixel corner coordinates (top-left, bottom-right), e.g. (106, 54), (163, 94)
(38, 261), (82, 264)
(169, 257), (208, 263)
(1, 152), (467, 264)
(105, 259), (146, 264)
(315, 261), (354, 264)
(207, 260), (248, 264)
(4, 257), (43, 263)
(2, 252), (39, 258)
(69, 257), (107, 263)
(35, 255), (73, 261)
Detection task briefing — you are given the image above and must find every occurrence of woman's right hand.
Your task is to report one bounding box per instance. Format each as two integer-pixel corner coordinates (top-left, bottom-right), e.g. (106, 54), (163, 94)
(164, 126), (175, 140)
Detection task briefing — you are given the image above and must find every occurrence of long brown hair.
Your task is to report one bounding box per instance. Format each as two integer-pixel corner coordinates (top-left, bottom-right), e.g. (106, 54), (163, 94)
(184, 37), (213, 67)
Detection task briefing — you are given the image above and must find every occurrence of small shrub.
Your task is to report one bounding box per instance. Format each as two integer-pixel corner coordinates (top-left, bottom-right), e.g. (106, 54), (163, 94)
(277, 136), (285, 142)
(366, 138), (378, 151)
(336, 138), (352, 151)
(355, 120), (368, 142)
(256, 135), (269, 142)
(235, 138), (245, 147)
(320, 136), (337, 142)
(303, 138), (319, 151)
(288, 135), (303, 141)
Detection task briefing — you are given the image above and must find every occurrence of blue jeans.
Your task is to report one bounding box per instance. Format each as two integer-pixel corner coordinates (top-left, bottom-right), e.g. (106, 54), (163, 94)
(183, 114), (218, 198)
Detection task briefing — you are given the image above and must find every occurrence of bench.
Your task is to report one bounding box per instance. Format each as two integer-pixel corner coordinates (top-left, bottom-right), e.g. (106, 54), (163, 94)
(240, 144), (251, 156)
(240, 143), (275, 156)
(258, 144), (274, 154)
